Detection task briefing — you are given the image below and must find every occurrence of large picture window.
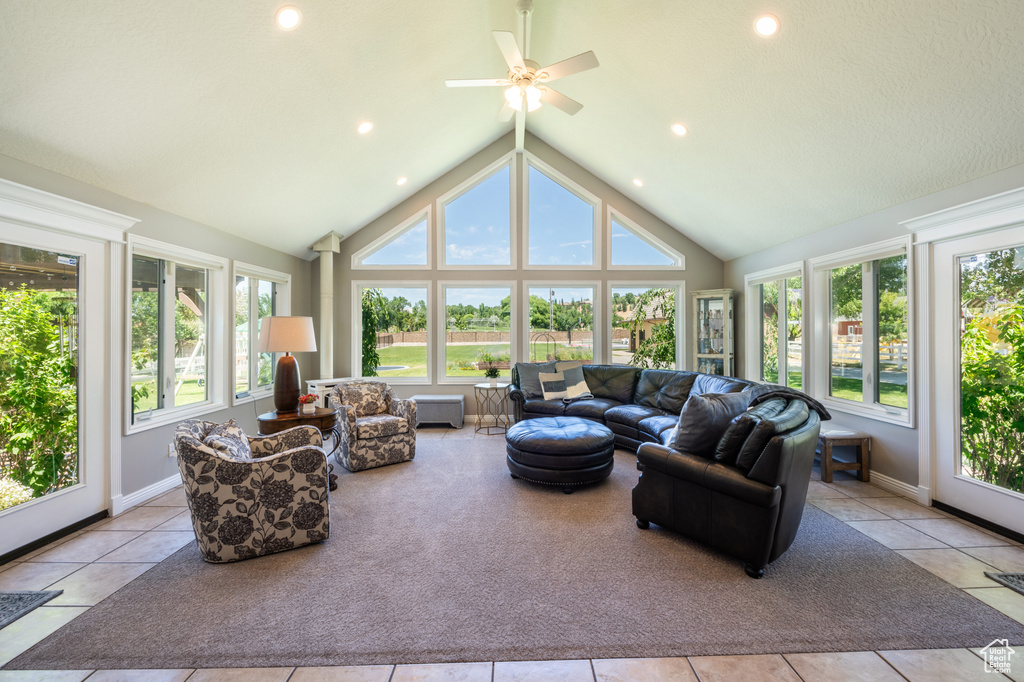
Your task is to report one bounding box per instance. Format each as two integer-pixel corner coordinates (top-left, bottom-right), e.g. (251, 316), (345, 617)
(749, 274), (803, 388)
(526, 162), (597, 267)
(234, 265), (289, 400)
(358, 285), (429, 380)
(131, 256), (209, 421)
(811, 239), (911, 424)
(610, 285), (680, 368)
(443, 286), (512, 379)
(441, 160), (512, 267)
(527, 286), (595, 362)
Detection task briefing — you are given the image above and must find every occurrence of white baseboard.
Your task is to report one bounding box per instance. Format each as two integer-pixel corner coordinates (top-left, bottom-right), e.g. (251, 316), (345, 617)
(112, 474), (183, 516)
(869, 470), (920, 500)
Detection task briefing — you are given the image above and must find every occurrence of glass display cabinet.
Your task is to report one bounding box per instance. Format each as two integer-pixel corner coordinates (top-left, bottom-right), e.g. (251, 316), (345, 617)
(692, 288), (735, 376)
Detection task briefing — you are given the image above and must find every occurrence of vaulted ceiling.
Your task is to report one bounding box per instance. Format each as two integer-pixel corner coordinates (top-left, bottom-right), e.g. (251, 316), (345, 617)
(2, 1), (1023, 260)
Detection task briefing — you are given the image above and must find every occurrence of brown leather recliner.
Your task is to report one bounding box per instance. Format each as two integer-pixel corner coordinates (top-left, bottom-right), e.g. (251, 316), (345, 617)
(632, 395), (824, 578)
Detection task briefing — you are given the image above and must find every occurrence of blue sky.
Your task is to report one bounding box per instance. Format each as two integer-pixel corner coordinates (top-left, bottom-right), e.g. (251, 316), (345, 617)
(362, 219), (427, 265)
(529, 286), (594, 304)
(445, 165), (511, 265)
(445, 286), (510, 307)
(377, 287), (427, 306)
(528, 166), (594, 265)
(611, 219), (675, 266)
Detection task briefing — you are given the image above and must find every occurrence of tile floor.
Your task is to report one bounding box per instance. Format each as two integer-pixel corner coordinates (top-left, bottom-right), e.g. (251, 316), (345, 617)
(1, 426), (1023, 680)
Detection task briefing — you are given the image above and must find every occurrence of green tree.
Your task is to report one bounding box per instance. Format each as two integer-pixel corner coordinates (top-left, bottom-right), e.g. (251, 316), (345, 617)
(0, 288), (78, 499)
(960, 294), (1024, 493)
(361, 288), (386, 376)
(628, 288), (675, 369)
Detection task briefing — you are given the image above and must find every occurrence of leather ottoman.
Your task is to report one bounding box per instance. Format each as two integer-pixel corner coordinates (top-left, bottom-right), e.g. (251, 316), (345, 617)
(505, 416), (615, 494)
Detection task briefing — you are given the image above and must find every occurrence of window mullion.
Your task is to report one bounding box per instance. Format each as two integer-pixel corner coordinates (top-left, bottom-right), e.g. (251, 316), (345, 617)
(778, 280), (788, 386)
(161, 261), (177, 409)
(249, 278), (259, 390)
(862, 261), (878, 405)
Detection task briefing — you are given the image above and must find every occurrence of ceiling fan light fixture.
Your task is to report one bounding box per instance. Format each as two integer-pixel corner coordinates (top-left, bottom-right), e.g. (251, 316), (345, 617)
(275, 6), (301, 30)
(504, 84), (524, 110)
(754, 14), (780, 37)
(524, 85), (543, 112)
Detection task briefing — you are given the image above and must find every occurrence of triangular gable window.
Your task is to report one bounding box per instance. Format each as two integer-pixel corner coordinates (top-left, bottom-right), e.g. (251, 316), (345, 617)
(355, 215), (428, 267)
(527, 162), (597, 266)
(610, 215), (682, 267)
(442, 159), (512, 267)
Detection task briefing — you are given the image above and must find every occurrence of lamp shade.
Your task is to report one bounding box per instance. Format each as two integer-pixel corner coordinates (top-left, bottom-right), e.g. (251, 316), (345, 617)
(258, 316), (317, 354)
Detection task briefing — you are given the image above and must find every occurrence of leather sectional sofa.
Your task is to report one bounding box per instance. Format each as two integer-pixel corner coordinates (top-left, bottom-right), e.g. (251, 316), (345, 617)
(509, 363), (827, 577)
(509, 363), (761, 452)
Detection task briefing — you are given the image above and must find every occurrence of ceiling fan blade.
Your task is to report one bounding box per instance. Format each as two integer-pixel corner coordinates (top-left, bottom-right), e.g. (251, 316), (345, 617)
(445, 78), (510, 88)
(497, 103), (516, 122)
(537, 51), (599, 82)
(540, 87), (583, 116)
(493, 30), (525, 71)
(515, 109), (525, 151)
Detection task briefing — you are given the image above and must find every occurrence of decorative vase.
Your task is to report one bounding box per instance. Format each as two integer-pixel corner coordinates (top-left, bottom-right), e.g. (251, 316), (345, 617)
(489, 378), (498, 387)
(301, 403), (316, 415)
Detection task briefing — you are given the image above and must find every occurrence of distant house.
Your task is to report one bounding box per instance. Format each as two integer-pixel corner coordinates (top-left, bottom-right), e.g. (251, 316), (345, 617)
(625, 293), (673, 352)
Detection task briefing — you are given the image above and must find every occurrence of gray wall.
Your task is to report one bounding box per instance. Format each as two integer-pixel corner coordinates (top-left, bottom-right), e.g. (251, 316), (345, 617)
(326, 132), (724, 412)
(0, 153), (313, 497)
(724, 160), (1024, 487)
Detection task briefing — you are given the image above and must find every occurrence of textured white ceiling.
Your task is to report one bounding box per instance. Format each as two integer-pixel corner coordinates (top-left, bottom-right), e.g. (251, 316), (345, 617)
(2, 0), (1023, 260)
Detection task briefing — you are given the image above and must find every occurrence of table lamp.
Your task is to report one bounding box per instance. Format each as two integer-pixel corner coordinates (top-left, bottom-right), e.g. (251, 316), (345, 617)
(257, 316), (318, 413)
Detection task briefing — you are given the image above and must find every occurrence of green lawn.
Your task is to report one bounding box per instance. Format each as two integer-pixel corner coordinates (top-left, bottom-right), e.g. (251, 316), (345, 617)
(132, 378), (207, 413)
(373, 342), (595, 378)
(831, 376), (908, 408)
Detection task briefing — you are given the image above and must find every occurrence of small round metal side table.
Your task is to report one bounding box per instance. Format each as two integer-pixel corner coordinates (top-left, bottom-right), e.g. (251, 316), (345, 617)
(474, 382), (511, 435)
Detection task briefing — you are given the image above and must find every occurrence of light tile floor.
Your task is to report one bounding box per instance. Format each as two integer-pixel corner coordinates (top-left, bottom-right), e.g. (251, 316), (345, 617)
(1, 426), (1022, 680)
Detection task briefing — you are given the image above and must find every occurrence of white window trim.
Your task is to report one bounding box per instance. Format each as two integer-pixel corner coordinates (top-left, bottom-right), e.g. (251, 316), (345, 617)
(231, 262), (292, 405)
(522, 154), (602, 271)
(744, 261), (804, 386)
(438, 153), (517, 270)
(352, 281), (433, 386)
(607, 281), (685, 369)
(606, 207), (685, 270)
(521, 281), (602, 364)
(438, 281), (517, 384)
(351, 206), (432, 271)
(809, 236), (914, 427)
(125, 235), (228, 435)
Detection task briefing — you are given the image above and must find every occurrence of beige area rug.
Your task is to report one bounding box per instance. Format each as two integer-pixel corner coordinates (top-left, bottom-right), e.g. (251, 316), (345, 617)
(8, 438), (1024, 670)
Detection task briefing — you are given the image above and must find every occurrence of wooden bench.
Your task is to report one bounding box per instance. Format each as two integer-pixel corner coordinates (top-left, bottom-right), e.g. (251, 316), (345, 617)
(817, 428), (870, 483)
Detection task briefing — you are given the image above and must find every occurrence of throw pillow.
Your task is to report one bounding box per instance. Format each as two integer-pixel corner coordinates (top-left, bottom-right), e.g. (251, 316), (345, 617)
(734, 399), (810, 472)
(203, 419), (252, 462)
(556, 361), (592, 400)
(516, 362), (555, 399)
(539, 362), (592, 401)
(672, 391), (753, 458)
(341, 381), (387, 416)
(713, 397), (788, 465)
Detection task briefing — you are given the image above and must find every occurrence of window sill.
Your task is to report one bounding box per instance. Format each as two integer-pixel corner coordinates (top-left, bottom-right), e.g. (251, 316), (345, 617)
(820, 396), (914, 429)
(231, 389), (274, 407)
(362, 377), (432, 386)
(125, 401), (227, 436)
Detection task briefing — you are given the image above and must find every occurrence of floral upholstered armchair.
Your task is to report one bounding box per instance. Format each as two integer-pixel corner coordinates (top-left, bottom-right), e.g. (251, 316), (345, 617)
(328, 380), (417, 472)
(173, 419), (330, 563)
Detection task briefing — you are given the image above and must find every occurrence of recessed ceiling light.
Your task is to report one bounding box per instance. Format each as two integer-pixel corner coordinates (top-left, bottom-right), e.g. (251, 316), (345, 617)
(671, 123), (688, 136)
(275, 6), (301, 30)
(357, 121), (374, 134)
(754, 14), (780, 37)
(633, 179), (644, 188)
(397, 177), (407, 186)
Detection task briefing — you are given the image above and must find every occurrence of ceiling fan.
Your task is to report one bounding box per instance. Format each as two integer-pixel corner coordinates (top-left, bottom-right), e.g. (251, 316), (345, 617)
(445, 0), (599, 149)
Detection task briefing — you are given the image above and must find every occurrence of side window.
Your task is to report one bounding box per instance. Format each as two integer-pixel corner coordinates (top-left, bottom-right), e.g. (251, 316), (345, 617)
(354, 214), (429, 268)
(527, 286), (595, 362)
(357, 285), (429, 380)
(609, 214), (682, 268)
(234, 268), (287, 399)
(610, 285), (679, 368)
(443, 286), (512, 379)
